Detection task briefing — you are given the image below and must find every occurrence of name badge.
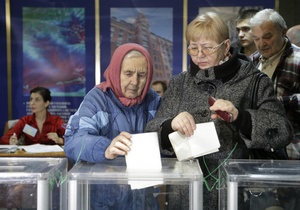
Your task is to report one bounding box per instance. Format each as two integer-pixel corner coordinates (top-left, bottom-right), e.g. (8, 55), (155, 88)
(23, 124), (38, 137)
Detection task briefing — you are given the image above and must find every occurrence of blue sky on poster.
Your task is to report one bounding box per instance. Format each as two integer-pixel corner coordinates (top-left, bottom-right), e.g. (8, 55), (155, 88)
(111, 8), (173, 42)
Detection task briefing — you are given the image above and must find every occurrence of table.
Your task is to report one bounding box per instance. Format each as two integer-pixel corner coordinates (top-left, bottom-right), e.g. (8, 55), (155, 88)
(0, 144), (66, 157)
(0, 145), (72, 170)
(0, 149), (66, 157)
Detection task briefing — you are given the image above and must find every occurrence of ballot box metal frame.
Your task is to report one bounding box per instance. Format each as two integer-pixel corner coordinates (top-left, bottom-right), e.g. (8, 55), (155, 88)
(0, 157), (68, 210)
(68, 158), (203, 210)
(219, 159), (300, 210)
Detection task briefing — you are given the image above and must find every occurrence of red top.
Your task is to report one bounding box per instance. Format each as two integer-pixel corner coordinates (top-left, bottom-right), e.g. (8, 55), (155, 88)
(1, 111), (65, 145)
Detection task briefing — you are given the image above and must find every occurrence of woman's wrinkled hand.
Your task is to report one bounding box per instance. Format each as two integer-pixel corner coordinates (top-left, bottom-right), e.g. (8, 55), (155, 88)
(171, 111), (196, 137)
(209, 98), (239, 122)
(105, 131), (132, 159)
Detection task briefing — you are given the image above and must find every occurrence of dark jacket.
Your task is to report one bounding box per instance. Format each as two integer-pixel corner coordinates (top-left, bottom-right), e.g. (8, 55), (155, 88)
(251, 39), (300, 159)
(145, 48), (293, 210)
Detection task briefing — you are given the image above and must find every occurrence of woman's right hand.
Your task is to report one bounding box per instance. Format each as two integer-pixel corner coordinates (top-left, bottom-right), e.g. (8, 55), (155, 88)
(105, 131), (132, 159)
(9, 133), (18, 145)
(171, 111), (196, 137)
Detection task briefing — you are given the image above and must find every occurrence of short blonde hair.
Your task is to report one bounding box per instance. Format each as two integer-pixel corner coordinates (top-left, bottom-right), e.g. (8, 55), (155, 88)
(185, 12), (229, 44)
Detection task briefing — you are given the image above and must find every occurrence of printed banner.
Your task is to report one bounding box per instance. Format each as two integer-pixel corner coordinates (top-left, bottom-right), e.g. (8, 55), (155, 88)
(0, 0), (275, 136)
(99, 0), (183, 84)
(8, 0), (95, 124)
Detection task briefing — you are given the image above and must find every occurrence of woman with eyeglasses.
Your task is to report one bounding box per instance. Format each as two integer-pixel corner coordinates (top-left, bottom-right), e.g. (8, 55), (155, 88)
(145, 12), (293, 209)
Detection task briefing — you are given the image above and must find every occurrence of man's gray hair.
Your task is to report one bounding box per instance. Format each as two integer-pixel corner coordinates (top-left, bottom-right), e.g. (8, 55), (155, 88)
(250, 8), (287, 31)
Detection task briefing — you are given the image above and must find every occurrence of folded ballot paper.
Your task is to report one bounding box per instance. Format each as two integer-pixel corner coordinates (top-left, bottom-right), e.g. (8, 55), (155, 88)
(125, 132), (163, 189)
(168, 122), (220, 161)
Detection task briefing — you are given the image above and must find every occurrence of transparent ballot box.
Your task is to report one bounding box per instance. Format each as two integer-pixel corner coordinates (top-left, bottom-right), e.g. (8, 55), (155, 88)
(0, 157), (68, 210)
(219, 159), (300, 210)
(68, 158), (203, 210)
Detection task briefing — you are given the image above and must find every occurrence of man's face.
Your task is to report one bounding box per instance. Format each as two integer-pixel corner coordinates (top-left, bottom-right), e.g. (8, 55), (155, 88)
(151, 83), (164, 96)
(236, 18), (254, 48)
(120, 56), (148, 99)
(252, 20), (286, 59)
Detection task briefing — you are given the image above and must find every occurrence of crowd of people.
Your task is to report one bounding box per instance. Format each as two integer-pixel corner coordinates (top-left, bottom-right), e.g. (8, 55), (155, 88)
(249, 9), (300, 160)
(146, 10), (295, 209)
(1, 7), (300, 210)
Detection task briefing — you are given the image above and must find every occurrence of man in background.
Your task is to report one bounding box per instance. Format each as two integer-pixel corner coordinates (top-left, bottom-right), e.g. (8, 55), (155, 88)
(250, 9), (300, 161)
(234, 9), (259, 57)
(151, 80), (167, 97)
(287, 24), (300, 47)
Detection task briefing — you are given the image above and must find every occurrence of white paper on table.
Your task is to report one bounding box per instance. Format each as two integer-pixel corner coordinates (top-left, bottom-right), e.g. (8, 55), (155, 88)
(169, 122), (220, 161)
(125, 132), (163, 189)
(18, 144), (64, 153)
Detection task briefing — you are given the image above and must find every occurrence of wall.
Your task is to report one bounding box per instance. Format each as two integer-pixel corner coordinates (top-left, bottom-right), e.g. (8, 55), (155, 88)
(278, 0), (300, 28)
(0, 0), (299, 137)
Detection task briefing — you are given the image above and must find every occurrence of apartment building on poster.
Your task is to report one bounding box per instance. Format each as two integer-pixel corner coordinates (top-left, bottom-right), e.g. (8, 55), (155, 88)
(110, 12), (173, 83)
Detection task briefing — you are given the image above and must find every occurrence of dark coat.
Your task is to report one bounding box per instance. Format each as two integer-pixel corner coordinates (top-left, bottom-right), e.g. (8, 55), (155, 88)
(145, 48), (293, 209)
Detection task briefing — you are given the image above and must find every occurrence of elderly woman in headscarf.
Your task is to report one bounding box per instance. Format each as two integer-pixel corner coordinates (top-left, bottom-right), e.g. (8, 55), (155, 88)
(64, 43), (161, 209)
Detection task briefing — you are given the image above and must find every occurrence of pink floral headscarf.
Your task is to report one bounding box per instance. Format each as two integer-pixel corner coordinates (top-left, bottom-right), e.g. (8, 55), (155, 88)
(97, 43), (153, 107)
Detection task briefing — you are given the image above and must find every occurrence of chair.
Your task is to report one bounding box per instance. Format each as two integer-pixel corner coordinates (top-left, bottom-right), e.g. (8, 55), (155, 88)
(3, 119), (19, 135)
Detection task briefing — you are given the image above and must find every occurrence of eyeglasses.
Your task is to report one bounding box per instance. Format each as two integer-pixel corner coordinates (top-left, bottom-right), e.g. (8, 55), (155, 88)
(187, 40), (227, 56)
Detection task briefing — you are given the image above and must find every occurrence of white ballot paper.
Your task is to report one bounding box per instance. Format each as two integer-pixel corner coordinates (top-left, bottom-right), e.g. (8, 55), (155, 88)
(18, 144), (64, 153)
(169, 122), (220, 161)
(0, 144), (64, 154)
(125, 132), (162, 189)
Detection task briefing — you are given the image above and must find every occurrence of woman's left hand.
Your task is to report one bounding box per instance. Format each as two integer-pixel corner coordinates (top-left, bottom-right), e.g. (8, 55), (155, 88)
(209, 98), (239, 122)
(171, 111), (196, 137)
(47, 132), (63, 144)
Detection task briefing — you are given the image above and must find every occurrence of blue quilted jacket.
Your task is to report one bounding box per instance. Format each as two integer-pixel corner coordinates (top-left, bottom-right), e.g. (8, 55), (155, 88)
(64, 87), (161, 210)
(64, 86), (160, 163)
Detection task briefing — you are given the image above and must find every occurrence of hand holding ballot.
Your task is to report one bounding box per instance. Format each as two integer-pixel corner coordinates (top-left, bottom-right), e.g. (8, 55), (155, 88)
(169, 122), (220, 161)
(63, 43), (162, 209)
(171, 111), (197, 137)
(105, 131), (132, 159)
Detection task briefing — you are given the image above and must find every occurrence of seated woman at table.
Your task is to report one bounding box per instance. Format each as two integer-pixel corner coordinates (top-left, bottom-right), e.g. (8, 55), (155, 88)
(64, 43), (161, 209)
(0, 86), (65, 145)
